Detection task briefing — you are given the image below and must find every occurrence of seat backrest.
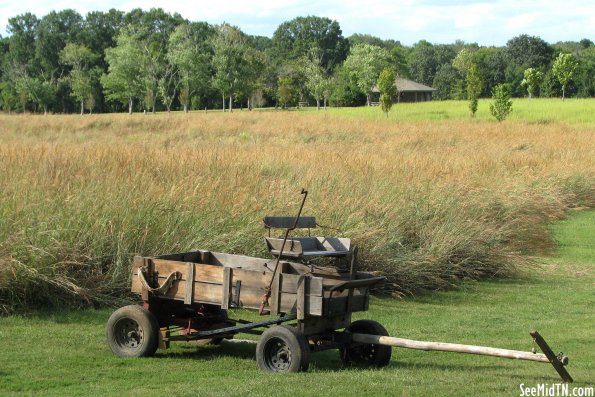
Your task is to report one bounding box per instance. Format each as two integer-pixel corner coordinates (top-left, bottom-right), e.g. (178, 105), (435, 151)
(263, 216), (317, 230)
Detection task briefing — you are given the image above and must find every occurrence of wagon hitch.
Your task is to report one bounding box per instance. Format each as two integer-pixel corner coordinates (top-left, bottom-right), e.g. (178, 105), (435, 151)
(349, 330), (572, 382)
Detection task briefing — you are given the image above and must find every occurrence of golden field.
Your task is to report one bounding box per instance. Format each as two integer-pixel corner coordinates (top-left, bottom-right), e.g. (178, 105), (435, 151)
(1, 103), (594, 312)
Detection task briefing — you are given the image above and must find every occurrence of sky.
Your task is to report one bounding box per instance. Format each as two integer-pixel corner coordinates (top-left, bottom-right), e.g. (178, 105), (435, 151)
(0, 0), (593, 46)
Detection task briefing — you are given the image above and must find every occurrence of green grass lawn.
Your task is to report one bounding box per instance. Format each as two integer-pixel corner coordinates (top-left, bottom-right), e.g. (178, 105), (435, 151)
(0, 212), (593, 396)
(308, 98), (595, 125)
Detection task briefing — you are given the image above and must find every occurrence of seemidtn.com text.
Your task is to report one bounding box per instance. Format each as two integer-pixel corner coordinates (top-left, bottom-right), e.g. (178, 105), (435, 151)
(520, 384), (594, 397)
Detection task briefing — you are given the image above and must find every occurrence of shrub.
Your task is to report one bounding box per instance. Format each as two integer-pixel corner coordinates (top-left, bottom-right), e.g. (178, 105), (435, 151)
(490, 84), (513, 122)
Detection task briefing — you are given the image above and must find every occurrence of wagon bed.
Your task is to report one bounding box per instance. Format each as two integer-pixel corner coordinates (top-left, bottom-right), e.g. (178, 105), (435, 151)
(131, 249), (381, 320)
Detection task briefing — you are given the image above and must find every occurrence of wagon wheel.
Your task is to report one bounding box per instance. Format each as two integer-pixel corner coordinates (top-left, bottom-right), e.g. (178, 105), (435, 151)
(106, 305), (159, 358)
(256, 325), (310, 373)
(340, 319), (392, 368)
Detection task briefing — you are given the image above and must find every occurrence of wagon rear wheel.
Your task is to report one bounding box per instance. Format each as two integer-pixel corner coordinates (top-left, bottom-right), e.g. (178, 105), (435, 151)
(256, 325), (310, 373)
(340, 319), (392, 368)
(106, 305), (159, 358)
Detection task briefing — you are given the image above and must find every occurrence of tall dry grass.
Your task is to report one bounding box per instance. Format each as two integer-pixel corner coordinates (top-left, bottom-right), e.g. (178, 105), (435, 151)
(0, 110), (594, 313)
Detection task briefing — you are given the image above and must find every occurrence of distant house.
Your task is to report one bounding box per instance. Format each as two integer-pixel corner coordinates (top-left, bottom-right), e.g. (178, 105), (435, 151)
(372, 77), (436, 103)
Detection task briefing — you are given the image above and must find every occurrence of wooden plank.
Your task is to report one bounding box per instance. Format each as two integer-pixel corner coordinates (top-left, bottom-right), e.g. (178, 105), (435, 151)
(156, 250), (201, 263)
(351, 333), (552, 364)
(280, 293), (322, 316)
(130, 256), (144, 294)
(221, 267), (232, 309)
(184, 262), (195, 304)
(270, 273), (281, 315)
(152, 259), (224, 283)
(297, 276), (306, 320)
(280, 273), (322, 296)
(151, 261), (322, 297)
(326, 295), (367, 316)
(156, 279), (322, 315)
(209, 252), (273, 270)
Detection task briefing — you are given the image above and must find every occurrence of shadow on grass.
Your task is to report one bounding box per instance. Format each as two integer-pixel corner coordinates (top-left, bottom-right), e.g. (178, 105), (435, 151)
(155, 340), (515, 375)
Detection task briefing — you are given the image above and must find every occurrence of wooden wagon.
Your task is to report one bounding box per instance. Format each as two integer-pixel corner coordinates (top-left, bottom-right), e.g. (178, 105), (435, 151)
(106, 248), (389, 372)
(106, 190), (573, 379)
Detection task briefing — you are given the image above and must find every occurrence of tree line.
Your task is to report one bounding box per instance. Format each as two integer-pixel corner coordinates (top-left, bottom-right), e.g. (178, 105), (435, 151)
(0, 8), (593, 114)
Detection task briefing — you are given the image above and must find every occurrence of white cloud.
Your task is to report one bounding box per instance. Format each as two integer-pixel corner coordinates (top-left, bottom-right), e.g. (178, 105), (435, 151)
(0, 0), (593, 45)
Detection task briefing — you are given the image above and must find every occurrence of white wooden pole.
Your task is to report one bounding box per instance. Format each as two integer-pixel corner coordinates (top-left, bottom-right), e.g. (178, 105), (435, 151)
(351, 333), (550, 363)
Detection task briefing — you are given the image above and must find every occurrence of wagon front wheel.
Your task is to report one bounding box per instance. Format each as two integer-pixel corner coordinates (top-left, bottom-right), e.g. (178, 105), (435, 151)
(106, 305), (159, 358)
(340, 319), (392, 368)
(256, 325), (310, 372)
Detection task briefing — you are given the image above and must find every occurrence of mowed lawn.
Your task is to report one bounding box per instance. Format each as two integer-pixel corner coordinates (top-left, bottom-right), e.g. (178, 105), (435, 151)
(0, 211), (593, 397)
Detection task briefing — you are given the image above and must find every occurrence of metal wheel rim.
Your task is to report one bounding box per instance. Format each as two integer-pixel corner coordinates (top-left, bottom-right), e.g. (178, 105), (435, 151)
(263, 337), (292, 371)
(114, 318), (144, 350)
(347, 343), (377, 363)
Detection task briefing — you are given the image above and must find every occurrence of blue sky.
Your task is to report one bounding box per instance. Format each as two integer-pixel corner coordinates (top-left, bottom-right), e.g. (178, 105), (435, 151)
(0, 0), (593, 46)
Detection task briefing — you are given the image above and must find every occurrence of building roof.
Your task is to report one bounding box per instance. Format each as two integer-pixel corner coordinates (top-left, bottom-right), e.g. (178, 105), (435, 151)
(372, 77), (436, 93)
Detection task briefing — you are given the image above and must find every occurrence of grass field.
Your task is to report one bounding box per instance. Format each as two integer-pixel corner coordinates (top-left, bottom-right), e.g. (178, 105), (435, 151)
(1, 99), (594, 312)
(0, 210), (592, 396)
(326, 98), (595, 126)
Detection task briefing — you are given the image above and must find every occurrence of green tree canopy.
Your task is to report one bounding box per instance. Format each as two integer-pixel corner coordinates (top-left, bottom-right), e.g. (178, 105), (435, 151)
(212, 23), (251, 112)
(343, 43), (391, 106)
(521, 68), (544, 98)
(35, 10), (84, 78)
(60, 43), (98, 114)
(272, 16), (349, 73)
(467, 63), (483, 117)
(168, 22), (215, 112)
(505, 34), (554, 69)
(490, 84), (513, 122)
(552, 53), (578, 100)
(377, 67), (396, 117)
(101, 28), (145, 114)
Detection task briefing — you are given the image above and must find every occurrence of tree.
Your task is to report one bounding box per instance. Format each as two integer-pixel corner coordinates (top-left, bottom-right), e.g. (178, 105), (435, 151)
(237, 47), (267, 110)
(452, 48), (474, 76)
(389, 46), (411, 78)
(552, 53), (578, 100)
(277, 77), (294, 109)
(212, 24), (250, 112)
(348, 33), (394, 49)
(80, 10), (124, 68)
(168, 22), (215, 113)
(141, 40), (165, 113)
(0, 81), (17, 112)
(473, 47), (507, 96)
(490, 84), (513, 122)
(575, 47), (595, 97)
(409, 41), (456, 87)
(60, 43), (97, 114)
(5, 13), (39, 70)
(467, 63), (482, 117)
(343, 43), (391, 106)
(35, 10), (84, 80)
(20, 77), (56, 115)
(521, 68), (544, 99)
(377, 67), (396, 118)
(101, 29), (145, 114)
(272, 16), (348, 73)
(505, 35), (554, 96)
(298, 48), (328, 110)
(328, 65), (366, 107)
(432, 64), (463, 100)
(506, 34), (554, 69)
